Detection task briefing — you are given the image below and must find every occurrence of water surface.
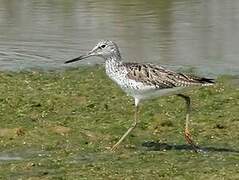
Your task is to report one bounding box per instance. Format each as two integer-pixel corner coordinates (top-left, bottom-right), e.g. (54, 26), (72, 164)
(0, 0), (238, 75)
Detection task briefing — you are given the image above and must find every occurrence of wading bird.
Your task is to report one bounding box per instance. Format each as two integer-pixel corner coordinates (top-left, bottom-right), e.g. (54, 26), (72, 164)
(65, 40), (214, 152)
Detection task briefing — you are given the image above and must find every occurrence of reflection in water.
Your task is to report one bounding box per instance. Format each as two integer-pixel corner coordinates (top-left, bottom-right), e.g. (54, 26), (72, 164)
(0, 0), (238, 75)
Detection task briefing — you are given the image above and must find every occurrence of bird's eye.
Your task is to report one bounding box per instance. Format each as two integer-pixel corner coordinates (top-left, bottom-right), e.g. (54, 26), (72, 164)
(101, 44), (106, 48)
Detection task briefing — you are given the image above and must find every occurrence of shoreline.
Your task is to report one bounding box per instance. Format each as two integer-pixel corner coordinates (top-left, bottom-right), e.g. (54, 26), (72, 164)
(0, 66), (238, 178)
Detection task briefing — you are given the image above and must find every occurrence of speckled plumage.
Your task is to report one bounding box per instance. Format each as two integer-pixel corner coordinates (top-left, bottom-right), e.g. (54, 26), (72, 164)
(102, 45), (214, 103)
(65, 40), (215, 151)
(125, 63), (214, 88)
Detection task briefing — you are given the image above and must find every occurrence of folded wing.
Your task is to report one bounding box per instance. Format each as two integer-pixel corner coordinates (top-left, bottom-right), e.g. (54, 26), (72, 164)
(124, 63), (214, 89)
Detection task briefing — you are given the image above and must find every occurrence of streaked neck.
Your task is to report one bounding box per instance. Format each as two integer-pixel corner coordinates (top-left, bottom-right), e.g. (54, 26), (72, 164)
(105, 56), (122, 67)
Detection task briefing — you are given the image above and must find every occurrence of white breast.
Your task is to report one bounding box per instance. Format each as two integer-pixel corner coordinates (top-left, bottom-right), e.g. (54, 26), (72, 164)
(105, 60), (185, 101)
(105, 62), (153, 96)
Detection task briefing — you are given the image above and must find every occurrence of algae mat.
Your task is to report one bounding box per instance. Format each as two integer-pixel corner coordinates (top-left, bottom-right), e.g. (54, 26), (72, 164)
(0, 67), (238, 179)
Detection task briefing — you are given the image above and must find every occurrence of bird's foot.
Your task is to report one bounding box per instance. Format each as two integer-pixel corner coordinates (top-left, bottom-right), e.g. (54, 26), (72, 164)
(184, 128), (198, 153)
(110, 144), (119, 152)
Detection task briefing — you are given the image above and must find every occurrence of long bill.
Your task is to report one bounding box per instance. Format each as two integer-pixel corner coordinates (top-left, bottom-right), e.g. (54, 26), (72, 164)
(64, 54), (92, 64)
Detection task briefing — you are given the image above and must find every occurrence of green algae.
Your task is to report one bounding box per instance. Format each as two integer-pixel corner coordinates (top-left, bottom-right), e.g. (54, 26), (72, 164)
(0, 66), (238, 179)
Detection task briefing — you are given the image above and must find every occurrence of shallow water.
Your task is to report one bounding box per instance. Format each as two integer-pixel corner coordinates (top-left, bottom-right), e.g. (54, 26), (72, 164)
(0, 0), (238, 75)
(0, 149), (47, 163)
(0, 155), (22, 161)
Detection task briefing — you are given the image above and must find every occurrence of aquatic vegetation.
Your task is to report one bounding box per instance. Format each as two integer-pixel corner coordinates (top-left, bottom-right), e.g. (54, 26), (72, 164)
(0, 67), (238, 179)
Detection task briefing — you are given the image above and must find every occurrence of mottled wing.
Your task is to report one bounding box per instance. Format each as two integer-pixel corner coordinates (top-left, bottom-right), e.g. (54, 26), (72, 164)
(124, 63), (214, 89)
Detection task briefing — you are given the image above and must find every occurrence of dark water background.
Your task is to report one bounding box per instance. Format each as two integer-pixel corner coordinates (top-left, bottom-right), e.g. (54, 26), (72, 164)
(0, 0), (238, 76)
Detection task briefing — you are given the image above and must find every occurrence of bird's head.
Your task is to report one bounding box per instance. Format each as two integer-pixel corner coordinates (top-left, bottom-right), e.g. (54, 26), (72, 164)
(65, 40), (121, 64)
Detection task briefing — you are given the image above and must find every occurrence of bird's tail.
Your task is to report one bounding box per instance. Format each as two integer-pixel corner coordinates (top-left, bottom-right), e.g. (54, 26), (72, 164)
(199, 77), (215, 86)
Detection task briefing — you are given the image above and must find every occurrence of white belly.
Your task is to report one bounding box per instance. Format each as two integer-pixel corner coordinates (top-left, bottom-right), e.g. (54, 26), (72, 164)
(106, 68), (185, 101)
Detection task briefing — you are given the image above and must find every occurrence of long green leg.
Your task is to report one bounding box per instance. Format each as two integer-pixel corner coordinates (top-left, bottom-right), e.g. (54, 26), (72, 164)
(177, 94), (198, 152)
(111, 105), (139, 151)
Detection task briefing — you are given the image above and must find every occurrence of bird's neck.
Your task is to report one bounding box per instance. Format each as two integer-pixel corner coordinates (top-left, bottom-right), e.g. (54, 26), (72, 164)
(105, 55), (123, 78)
(104, 47), (123, 76)
(105, 53), (122, 67)
(105, 57), (122, 67)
